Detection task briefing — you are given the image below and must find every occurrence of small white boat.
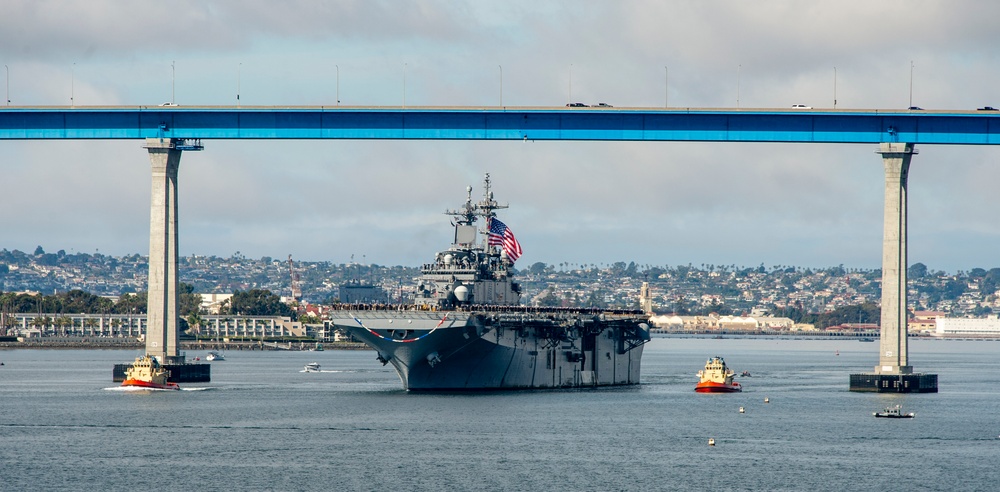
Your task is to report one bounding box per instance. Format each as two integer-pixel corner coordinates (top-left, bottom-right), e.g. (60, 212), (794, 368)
(206, 351), (225, 361)
(304, 362), (321, 372)
(874, 404), (914, 418)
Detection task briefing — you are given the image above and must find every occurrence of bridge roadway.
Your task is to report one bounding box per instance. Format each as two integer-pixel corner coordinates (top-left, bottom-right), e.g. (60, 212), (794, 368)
(1, 105), (999, 144)
(4, 105), (995, 390)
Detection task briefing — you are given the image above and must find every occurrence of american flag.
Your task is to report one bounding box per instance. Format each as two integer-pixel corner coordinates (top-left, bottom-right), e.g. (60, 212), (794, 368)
(487, 218), (523, 262)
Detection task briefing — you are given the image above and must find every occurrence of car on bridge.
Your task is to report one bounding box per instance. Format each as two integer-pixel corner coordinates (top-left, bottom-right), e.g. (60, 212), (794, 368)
(566, 102), (588, 107)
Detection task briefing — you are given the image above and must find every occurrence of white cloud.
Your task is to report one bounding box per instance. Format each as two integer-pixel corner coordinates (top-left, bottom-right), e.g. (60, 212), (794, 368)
(3, 1), (1000, 272)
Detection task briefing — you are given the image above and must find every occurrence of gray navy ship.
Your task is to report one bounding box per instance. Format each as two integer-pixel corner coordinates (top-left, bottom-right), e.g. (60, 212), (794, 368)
(328, 174), (650, 390)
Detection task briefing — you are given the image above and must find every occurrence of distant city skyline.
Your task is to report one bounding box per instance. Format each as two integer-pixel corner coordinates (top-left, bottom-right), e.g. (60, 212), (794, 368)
(5, 243), (996, 276)
(3, 2), (1000, 272)
(4, 247), (998, 321)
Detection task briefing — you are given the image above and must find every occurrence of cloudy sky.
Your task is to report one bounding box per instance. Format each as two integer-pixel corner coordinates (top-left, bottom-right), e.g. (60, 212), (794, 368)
(2, 1), (999, 272)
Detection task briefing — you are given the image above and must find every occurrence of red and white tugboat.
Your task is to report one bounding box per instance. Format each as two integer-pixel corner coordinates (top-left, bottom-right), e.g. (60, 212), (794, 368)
(695, 356), (742, 393)
(121, 355), (180, 390)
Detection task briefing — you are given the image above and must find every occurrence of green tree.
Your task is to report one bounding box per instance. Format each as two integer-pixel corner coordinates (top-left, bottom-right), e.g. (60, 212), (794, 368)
(585, 289), (607, 308)
(528, 262), (547, 276)
(114, 292), (147, 314)
(179, 283), (202, 316)
(186, 313), (204, 335)
(55, 316), (73, 336)
(908, 262), (928, 279)
(229, 289), (294, 317)
(60, 290), (113, 313)
(536, 288), (561, 307)
(83, 317), (98, 335)
(814, 303), (880, 329)
(981, 268), (1000, 296)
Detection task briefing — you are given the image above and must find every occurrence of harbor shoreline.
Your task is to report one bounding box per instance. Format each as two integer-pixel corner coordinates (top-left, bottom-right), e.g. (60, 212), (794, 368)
(0, 338), (370, 351)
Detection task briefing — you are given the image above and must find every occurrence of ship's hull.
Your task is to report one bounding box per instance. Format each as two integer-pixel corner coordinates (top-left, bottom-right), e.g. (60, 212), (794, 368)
(330, 309), (649, 390)
(122, 378), (180, 390)
(694, 381), (741, 393)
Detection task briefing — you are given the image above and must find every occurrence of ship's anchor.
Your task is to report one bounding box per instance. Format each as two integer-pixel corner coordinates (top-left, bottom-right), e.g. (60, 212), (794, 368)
(426, 351), (442, 368)
(376, 353), (390, 366)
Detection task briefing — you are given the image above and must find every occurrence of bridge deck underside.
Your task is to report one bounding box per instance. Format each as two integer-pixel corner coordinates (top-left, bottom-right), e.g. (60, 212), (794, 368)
(1, 108), (999, 143)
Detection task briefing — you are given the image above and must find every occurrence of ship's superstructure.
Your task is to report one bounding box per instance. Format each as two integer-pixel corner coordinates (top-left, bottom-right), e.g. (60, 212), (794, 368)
(328, 174), (650, 390)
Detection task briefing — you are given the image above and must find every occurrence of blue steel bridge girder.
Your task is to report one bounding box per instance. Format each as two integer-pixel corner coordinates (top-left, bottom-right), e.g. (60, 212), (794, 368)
(1, 107), (1000, 144)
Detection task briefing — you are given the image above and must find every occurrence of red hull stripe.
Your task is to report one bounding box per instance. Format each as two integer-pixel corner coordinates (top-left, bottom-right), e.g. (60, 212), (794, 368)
(695, 382), (741, 393)
(122, 379), (180, 390)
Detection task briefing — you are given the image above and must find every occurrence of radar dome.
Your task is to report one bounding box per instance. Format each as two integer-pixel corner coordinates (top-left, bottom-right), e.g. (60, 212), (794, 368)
(454, 285), (469, 302)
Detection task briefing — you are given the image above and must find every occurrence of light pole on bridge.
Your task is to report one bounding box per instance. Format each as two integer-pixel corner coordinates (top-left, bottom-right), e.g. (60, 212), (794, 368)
(909, 60), (914, 109)
(499, 65), (503, 107)
(834, 67), (837, 109)
(736, 64), (741, 109)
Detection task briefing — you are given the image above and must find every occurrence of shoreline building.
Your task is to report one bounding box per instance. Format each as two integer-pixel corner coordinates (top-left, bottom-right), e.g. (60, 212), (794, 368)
(934, 315), (1000, 337)
(649, 313), (800, 332)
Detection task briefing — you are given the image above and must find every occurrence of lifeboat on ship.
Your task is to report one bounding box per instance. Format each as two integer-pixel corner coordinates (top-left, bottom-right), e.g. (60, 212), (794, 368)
(695, 356), (742, 393)
(121, 355), (180, 390)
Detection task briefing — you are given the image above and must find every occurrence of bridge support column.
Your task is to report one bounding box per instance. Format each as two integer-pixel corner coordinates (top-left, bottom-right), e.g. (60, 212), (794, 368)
(144, 137), (184, 364)
(850, 142), (936, 392)
(112, 137), (209, 383)
(876, 142), (914, 376)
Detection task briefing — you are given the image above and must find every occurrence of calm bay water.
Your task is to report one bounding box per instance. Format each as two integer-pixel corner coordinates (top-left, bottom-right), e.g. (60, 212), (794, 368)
(2, 337), (999, 491)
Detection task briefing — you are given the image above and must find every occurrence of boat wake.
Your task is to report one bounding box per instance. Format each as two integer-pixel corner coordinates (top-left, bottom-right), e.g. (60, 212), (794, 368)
(104, 386), (211, 392)
(300, 369), (353, 373)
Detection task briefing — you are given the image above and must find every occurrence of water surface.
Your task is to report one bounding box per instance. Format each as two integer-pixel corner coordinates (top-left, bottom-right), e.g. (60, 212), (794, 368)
(2, 338), (997, 491)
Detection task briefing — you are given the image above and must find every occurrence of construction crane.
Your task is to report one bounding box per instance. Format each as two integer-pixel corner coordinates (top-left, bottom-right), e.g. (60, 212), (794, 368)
(288, 254), (302, 302)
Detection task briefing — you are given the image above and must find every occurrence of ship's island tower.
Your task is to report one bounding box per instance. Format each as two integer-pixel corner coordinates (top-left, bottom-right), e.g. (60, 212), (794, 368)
(849, 143), (936, 393)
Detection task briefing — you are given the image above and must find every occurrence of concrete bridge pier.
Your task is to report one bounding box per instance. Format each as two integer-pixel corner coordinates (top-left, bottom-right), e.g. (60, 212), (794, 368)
(144, 137), (184, 364)
(850, 142), (937, 393)
(112, 137), (209, 383)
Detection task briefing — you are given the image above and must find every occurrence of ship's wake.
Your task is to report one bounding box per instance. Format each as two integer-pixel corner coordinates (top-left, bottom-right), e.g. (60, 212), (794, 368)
(103, 386), (211, 392)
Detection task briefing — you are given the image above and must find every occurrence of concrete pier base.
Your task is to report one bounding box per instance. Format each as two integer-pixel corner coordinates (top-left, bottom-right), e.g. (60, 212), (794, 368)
(849, 373), (938, 393)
